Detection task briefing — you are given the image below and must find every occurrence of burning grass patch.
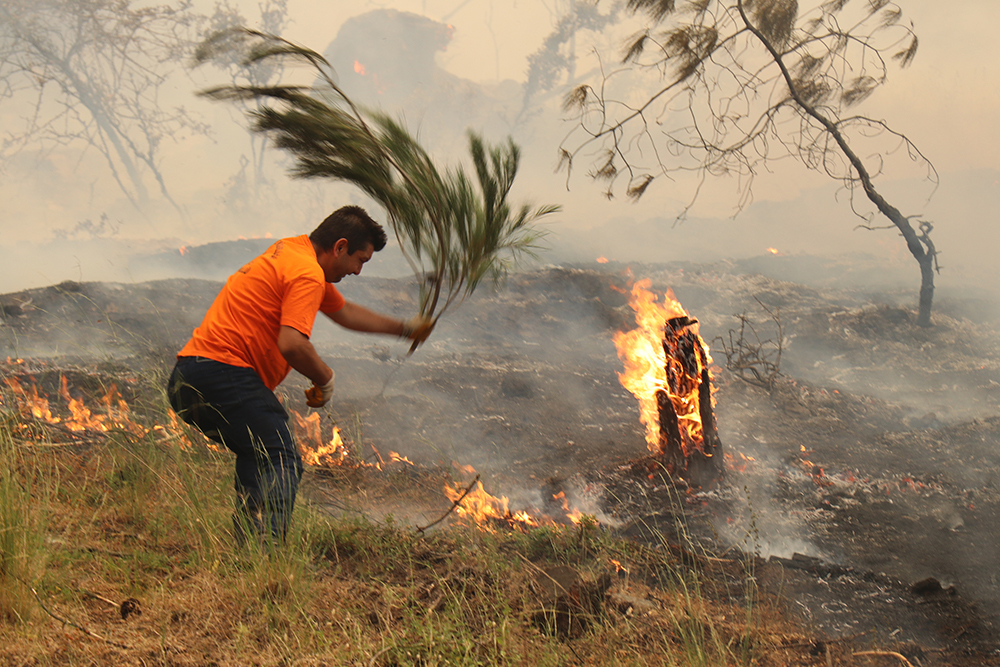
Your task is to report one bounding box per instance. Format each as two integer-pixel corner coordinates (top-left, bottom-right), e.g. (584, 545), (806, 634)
(0, 366), (818, 666)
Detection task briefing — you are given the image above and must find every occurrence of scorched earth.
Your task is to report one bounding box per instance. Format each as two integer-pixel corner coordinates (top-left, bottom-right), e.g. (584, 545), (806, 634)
(2, 256), (999, 661)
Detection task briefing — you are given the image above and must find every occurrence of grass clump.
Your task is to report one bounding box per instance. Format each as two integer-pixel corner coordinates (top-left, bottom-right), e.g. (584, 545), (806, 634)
(0, 372), (799, 666)
(0, 416), (46, 624)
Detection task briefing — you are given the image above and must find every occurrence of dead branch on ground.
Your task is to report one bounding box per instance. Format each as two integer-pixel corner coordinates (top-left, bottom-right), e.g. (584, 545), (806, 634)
(714, 296), (783, 389)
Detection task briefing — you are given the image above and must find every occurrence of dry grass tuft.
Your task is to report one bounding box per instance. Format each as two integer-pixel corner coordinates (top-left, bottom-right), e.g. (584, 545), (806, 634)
(0, 371), (815, 666)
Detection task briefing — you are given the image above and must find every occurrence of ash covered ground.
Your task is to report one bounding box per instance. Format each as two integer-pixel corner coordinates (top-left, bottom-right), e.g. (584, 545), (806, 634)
(3, 257), (1000, 660)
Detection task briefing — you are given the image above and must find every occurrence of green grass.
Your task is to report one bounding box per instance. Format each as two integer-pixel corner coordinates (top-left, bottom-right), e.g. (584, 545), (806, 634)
(0, 370), (798, 666)
(0, 415), (47, 624)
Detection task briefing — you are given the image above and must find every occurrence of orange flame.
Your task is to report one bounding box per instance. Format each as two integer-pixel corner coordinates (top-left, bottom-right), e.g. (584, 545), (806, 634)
(4, 376), (147, 435)
(291, 411), (348, 467)
(766, 247), (779, 255)
(596, 256), (609, 264)
(5, 378), (57, 422)
(163, 410), (223, 452)
(610, 558), (629, 574)
(613, 279), (713, 455)
(552, 490), (585, 524)
(179, 246), (188, 256)
(288, 409), (420, 470)
(389, 451), (413, 466)
(354, 60), (366, 75)
(443, 468), (593, 530)
(444, 480), (540, 529)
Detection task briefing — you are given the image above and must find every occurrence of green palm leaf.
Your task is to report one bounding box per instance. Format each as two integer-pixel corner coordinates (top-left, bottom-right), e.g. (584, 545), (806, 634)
(195, 28), (557, 344)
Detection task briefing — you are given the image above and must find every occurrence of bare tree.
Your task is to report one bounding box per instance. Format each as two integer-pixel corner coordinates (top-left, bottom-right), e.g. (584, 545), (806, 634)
(0, 0), (206, 213)
(517, 1), (619, 124)
(560, 0), (940, 326)
(202, 0), (288, 209)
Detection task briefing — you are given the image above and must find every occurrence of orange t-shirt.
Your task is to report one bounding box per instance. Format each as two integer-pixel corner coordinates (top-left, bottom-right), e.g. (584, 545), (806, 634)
(178, 235), (346, 390)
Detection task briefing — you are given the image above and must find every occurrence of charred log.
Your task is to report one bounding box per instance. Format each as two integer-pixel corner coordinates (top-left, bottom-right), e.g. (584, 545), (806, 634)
(657, 316), (724, 487)
(655, 388), (685, 471)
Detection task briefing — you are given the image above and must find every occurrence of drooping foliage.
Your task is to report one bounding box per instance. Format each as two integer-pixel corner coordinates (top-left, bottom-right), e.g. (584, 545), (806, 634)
(195, 29), (557, 339)
(560, 0), (938, 326)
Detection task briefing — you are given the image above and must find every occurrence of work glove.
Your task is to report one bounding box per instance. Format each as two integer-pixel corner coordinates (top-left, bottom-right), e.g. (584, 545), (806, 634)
(400, 315), (435, 344)
(304, 372), (335, 408)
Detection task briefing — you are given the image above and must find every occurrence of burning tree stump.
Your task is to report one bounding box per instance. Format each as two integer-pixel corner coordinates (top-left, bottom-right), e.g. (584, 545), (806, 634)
(614, 280), (724, 488)
(656, 316), (724, 486)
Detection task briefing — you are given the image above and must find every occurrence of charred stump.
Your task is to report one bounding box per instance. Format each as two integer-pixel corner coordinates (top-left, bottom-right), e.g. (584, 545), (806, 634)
(656, 316), (724, 487)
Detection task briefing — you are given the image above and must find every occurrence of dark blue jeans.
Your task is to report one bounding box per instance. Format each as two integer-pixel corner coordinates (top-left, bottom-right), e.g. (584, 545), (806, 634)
(167, 356), (302, 542)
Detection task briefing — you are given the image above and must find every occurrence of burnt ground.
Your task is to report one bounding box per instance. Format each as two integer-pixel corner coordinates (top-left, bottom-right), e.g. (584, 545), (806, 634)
(3, 260), (1000, 662)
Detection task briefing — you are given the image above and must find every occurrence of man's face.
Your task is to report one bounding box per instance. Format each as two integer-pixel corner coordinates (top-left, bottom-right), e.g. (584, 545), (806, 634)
(321, 238), (374, 283)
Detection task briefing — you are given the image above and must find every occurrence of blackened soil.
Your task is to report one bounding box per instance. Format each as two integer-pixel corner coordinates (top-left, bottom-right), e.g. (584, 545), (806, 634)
(4, 262), (1000, 662)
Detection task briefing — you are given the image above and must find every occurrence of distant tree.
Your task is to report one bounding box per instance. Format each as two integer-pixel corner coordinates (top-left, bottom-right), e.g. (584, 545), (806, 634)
(560, 0), (939, 326)
(0, 0), (206, 213)
(202, 0), (288, 208)
(518, 1), (619, 124)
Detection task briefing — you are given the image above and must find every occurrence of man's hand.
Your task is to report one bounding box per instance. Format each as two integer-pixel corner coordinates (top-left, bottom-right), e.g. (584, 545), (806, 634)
(401, 315), (435, 344)
(305, 372), (335, 408)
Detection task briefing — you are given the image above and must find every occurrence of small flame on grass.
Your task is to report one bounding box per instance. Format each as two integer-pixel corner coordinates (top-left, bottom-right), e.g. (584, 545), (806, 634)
(5, 378), (57, 422)
(289, 410), (415, 470)
(444, 479), (540, 529)
(552, 490), (586, 524)
(4, 376), (148, 436)
(443, 468), (595, 530)
(389, 451), (413, 466)
(164, 410), (223, 452)
(291, 411), (348, 467)
(767, 247), (779, 255)
(596, 256), (609, 264)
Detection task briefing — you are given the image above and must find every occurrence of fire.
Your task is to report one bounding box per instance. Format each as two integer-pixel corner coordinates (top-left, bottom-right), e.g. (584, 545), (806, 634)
(3, 376), (147, 436)
(552, 490), (585, 524)
(443, 467), (594, 530)
(291, 411), (348, 467)
(389, 451), (413, 466)
(162, 410), (223, 452)
(596, 256), (610, 264)
(289, 410), (415, 471)
(613, 279), (713, 456)
(766, 247), (779, 255)
(444, 479), (540, 529)
(5, 377), (56, 422)
(179, 245), (188, 256)
(353, 60), (366, 75)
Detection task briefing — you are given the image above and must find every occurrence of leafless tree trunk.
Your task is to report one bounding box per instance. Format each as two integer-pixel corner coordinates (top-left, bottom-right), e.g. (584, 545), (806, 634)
(0, 0), (206, 215)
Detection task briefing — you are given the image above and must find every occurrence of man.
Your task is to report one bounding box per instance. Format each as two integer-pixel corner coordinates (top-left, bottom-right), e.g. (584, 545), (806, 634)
(168, 205), (432, 543)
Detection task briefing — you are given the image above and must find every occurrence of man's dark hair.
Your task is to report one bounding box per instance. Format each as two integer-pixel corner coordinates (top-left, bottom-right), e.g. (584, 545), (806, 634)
(310, 205), (387, 254)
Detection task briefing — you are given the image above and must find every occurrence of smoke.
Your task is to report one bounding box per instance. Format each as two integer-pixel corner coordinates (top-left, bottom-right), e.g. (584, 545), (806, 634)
(4, 2), (1000, 633)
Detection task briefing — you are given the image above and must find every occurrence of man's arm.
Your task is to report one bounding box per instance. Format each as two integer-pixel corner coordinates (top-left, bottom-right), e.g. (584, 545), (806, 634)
(277, 325), (333, 386)
(324, 301), (406, 336)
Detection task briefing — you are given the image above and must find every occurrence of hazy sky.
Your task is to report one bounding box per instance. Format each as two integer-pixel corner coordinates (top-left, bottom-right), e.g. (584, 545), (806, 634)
(2, 1), (997, 291)
(271, 0), (999, 175)
(274, 0), (1000, 284)
(186, 0), (1000, 221)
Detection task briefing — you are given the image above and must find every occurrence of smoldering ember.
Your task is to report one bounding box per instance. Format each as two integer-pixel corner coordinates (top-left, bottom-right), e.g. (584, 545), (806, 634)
(2, 243), (1000, 664)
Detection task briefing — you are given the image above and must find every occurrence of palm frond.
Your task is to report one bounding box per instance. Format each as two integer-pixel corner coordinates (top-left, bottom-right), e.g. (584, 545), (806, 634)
(195, 29), (558, 336)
